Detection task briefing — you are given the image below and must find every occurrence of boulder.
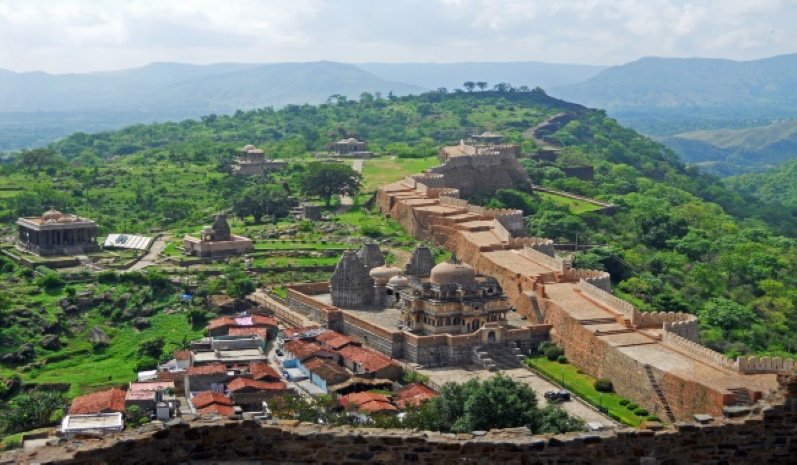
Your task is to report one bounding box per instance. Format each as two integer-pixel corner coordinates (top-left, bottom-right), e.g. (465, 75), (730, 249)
(39, 334), (61, 350)
(89, 326), (110, 345)
(132, 318), (151, 330)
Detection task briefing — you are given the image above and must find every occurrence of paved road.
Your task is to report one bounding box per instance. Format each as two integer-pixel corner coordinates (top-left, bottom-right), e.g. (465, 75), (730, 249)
(416, 365), (619, 428)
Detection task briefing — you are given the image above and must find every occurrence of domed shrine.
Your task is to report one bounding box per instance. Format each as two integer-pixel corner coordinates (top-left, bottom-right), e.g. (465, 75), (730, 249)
(183, 213), (253, 257)
(16, 208), (99, 256)
(232, 143), (286, 176)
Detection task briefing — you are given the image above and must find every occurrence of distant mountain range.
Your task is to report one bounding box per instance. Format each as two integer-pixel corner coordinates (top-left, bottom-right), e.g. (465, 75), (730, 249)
(661, 120), (797, 176)
(551, 53), (797, 136)
(2, 53), (797, 154)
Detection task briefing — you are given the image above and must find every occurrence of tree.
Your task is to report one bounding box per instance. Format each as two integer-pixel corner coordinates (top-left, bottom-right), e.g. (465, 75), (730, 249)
(463, 81), (476, 92)
(226, 274), (256, 299)
(0, 391), (67, 435)
(137, 337), (165, 360)
(475, 81), (488, 91)
(699, 298), (758, 332)
(232, 184), (294, 223)
(16, 149), (66, 173)
(297, 162), (362, 206)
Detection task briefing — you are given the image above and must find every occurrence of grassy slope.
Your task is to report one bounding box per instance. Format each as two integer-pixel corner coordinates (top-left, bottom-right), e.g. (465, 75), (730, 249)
(361, 156), (440, 192)
(536, 191), (604, 214)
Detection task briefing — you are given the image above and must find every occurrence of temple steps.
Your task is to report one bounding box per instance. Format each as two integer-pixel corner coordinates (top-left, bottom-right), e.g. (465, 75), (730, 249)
(644, 364), (676, 422)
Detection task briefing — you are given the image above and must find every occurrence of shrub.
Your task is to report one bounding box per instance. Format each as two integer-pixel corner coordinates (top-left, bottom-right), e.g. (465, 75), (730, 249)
(594, 378), (614, 393)
(360, 224), (383, 237)
(97, 271), (119, 284)
(634, 408), (649, 416)
(557, 355), (568, 364)
(537, 341), (554, 353)
(646, 415), (661, 422)
(626, 403), (639, 410)
(618, 399), (629, 406)
(36, 272), (64, 291)
(544, 345), (564, 361)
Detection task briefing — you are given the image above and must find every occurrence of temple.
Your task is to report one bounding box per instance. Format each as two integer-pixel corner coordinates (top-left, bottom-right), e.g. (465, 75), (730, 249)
(232, 144), (286, 176)
(16, 209), (99, 256)
(183, 214), (253, 257)
(327, 138), (374, 158)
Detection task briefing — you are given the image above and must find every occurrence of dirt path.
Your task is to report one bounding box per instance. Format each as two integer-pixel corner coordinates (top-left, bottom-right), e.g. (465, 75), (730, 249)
(339, 159), (365, 208)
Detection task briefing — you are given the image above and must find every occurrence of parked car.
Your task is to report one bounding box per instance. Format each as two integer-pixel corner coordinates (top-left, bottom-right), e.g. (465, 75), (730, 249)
(544, 390), (571, 402)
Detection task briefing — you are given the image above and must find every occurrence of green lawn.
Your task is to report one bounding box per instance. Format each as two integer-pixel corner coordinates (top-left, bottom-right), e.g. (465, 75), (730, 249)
(250, 256), (340, 268)
(537, 191), (605, 214)
(361, 156), (440, 192)
(525, 356), (643, 426)
(253, 241), (352, 251)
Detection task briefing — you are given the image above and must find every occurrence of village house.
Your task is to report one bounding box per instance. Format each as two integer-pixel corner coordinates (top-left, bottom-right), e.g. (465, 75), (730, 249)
(281, 340), (339, 381)
(302, 357), (351, 393)
(227, 377), (288, 411)
(207, 314), (278, 339)
(315, 330), (358, 351)
(338, 392), (398, 422)
(124, 381), (175, 415)
(337, 345), (402, 381)
(184, 364), (228, 395)
(69, 388), (127, 416)
(190, 391), (235, 417)
(395, 383), (438, 408)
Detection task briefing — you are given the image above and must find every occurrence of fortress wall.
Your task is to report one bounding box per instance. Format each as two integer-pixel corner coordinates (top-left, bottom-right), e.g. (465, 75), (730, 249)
(521, 246), (568, 273)
(738, 356), (797, 374)
(439, 195), (469, 208)
(577, 279), (641, 325)
(662, 331), (737, 372)
(29, 381), (797, 465)
(340, 313), (404, 359)
(563, 268), (611, 290)
(287, 286), (333, 322)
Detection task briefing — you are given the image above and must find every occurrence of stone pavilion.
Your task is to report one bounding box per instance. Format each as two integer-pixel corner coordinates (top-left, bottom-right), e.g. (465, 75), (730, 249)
(232, 144), (286, 176)
(16, 209), (99, 256)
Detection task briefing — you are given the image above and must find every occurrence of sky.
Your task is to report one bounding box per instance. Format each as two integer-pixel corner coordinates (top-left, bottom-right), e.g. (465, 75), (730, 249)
(0, 0), (795, 73)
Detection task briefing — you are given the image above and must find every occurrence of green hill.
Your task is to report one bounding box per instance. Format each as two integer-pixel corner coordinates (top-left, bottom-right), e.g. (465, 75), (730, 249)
(662, 120), (797, 176)
(1, 90), (795, 400)
(726, 157), (797, 210)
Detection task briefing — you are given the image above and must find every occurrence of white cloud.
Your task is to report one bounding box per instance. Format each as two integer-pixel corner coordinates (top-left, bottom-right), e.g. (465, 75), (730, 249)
(0, 0), (794, 72)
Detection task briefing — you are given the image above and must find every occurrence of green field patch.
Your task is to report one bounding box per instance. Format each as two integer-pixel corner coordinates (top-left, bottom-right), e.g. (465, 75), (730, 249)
(253, 241), (352, 251)
(361, 156), (440, 192)
(525, 356), (643, 427)
(537, 191), (605, 214)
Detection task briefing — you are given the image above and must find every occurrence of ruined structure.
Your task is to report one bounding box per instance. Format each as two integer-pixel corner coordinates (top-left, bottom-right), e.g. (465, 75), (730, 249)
(183, 214), (253, 257)
(232, 144), (286, 176)
(375, 155), (785, 421)
(16, 209), (99, 256)
(329, 251), (374, 308)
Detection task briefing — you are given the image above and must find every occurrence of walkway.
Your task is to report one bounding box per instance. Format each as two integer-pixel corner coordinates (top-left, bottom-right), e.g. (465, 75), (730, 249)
(339, 159), (365, 207)
(125, 236), (167, 272)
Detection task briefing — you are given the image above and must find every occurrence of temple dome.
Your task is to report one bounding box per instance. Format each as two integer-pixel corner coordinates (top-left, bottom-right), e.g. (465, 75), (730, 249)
(430, 261), (475, 286)
(387, 274), (410, 288)
(42, 209), (64, 221)
(369, 265), (402, 285)
(242, 144), (256, 151)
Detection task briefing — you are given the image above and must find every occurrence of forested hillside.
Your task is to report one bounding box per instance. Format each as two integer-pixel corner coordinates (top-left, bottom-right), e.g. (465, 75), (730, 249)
(726, 158), (797, 210)
(2, 89), (795, 358)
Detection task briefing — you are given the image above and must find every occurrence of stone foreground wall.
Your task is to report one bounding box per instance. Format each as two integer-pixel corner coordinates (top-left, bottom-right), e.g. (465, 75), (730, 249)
(15, 376), (795, 465)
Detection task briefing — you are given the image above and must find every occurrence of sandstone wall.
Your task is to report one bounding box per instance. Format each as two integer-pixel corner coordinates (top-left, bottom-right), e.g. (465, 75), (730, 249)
(24, 375), (795, 465)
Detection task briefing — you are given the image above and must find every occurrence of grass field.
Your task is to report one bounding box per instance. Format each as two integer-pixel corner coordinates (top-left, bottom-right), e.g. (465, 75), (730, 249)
(525, 356), (644, 427)
(361, 156), (440, 192)
(250, 256), (340, 268)
(253, 241), (351, 250)
(537, 191), (605, 214)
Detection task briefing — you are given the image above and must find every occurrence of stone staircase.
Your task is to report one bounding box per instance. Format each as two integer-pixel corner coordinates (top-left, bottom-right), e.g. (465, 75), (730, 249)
(644, 364), (676, 422)
(528, 294), (545, 323)
(472, 344), (525, 371)
(728, 388), (754, 406)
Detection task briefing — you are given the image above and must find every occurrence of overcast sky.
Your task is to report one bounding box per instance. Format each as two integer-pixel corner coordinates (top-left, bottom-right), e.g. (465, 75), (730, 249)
(1, 0), (795, 73)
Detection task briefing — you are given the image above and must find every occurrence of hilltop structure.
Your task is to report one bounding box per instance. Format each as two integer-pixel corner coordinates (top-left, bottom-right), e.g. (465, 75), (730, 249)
(374, 150), (784, 421)
(327, 137), (373, 158)
(439, 131), (520, 163)
(232, 144), (286, 176)
(16, 208), (99, 256)
(183, 214), (253, 257)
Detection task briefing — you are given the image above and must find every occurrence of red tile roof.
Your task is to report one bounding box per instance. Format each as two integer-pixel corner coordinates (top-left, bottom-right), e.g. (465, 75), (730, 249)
(338, 392), (397, 413)
(174, 350), (191, 361)
(227, 377), (287, 392)
(250, 315), (278, 327)
(282, 326), (323, 338)
(248, 362), (281, 381)
(70, 388), (127, 415)
(316, 331), (356, 350)
(196, 404), (235, 416)
(186, 363), (228, 376)
(191, 391), (233, 409)
(304, 357), (350, 383)
(283, 340), (328, 361)
(207, 317), (235, 331)
(229, 327), (269, 339)
(396, 383), (438, 408)
(338, 346), (396, 373)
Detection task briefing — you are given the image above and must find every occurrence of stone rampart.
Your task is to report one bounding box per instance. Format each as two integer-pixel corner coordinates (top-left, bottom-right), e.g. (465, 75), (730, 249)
(662, 331), (737, 372)
(578, 279), (641, 325)
(738, 356), (797, 374)
(439, 195), (469, 208)
(521, 246), (568, 273)
(23, 376), (794, 465)
(563, 268), (611, 291)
